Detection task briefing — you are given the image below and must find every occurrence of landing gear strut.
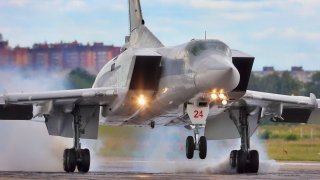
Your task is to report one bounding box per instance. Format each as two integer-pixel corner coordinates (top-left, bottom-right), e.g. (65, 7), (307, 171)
(63, 106), (91, 173)
(185, 125), (207, 159)
(229, 107), (259, 173)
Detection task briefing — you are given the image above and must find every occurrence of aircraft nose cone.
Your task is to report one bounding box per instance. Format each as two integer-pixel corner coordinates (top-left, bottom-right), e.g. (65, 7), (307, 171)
(194, 63), (240, 92)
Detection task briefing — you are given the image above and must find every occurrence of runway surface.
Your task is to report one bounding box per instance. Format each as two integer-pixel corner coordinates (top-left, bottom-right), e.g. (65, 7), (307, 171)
(0, 160), (319, 180)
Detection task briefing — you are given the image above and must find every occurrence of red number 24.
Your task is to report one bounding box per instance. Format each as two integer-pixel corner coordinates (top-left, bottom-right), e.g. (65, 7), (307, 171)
(194, 110), (203, 119)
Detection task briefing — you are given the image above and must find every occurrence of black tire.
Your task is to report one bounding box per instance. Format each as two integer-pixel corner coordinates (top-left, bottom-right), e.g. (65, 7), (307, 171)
(63, 149), (69, 172)
(77, 149), (91, 173)
(63, 149), (76, 173)
(199, 136), (207, 159)
(248, 150), (259, 173)
(236, 150), (247, 173)
(186, 136), (195, 159)
(229, 150), (237, 168)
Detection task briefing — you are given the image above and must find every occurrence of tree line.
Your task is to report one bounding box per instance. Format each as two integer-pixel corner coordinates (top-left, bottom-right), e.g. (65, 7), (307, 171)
(248, 71), (320, 97)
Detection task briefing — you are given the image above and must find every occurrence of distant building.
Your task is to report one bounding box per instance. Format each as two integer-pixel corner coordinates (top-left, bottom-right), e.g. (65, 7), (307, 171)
(0, 33), (11, 66)
(0, 33), (121, 74)
(263, 66), (275, 72)
(291, 66), (303, 72)
(289, 66), (315, 83)
(254, 66), (277, 77)
(13, 46), (29, 67)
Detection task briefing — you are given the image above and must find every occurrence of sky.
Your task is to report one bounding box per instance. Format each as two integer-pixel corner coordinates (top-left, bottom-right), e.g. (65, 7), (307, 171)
(0, 0), (319, 70)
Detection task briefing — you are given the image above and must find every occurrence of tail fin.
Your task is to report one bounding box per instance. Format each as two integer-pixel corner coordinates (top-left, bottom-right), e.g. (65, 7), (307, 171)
(127, 0), (164, 48)
(129, 0), (144, 33)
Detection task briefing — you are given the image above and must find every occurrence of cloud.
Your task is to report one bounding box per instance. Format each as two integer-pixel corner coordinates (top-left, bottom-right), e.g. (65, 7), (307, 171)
(0, 0), (30, 8)
(253, 28), (277, 39)
(252, 27), (320, 41)
(220, 13), (256, 21)
(292, 0), (320, 16)
(110, 3), (127, 12)
(155, 0), (320, 18)
(188, 0), (272, 10)
(154, 0), (278, 10)
(31, 0), (89, 13)
(284, 28), (320, 41)
(61, 0), (87, 12)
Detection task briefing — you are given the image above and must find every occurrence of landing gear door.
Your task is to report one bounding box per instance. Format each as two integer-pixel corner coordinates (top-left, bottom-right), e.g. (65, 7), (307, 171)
(187, 103), (209, 125)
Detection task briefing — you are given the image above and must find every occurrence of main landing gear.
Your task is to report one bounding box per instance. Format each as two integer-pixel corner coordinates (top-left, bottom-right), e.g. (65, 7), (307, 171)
(229, 107), (259, 173)
(63, 106), (91, 173)
(186, 125), (207, 159)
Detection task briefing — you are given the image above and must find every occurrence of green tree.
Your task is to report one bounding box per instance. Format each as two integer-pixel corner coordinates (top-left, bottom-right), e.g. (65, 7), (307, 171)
(67, 68), (96, 89)
(248, 72), (303, 95)
(278, 71), (303, 95)
(248, 74), (261, 90)
(305, 72), (320, 97)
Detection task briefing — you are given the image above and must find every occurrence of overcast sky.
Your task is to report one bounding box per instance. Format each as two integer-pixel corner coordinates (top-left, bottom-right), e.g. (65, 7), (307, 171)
(0, 0), (319, 70)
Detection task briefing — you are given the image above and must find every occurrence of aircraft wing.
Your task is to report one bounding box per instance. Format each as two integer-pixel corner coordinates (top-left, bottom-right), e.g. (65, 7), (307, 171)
(242, 90), (320, 123)
(205, 90), (320, 140)
(0, 87), (117, 106)
(0, 87), (117, 139)
(0, 87), (117, 120)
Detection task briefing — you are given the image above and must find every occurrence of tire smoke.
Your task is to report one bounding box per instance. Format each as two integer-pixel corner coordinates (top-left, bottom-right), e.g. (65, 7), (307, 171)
(132, 126), (279, 174)
(0, 68), (71, 171)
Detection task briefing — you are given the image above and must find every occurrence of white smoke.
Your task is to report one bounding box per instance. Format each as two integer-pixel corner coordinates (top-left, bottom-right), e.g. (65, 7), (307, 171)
(0, 68), (99, 171)
(131, 126), (279, 174)
(0, 120), (69, 171)
(0, 68), (68, 92)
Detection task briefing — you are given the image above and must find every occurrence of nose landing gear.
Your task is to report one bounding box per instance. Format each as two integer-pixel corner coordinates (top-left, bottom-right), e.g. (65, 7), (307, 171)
(185, 125), (207, 159)
(185, 102), (209, 160)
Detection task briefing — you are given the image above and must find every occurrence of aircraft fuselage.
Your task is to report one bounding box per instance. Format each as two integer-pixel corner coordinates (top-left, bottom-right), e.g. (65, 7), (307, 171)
(93, 39), (240, 125)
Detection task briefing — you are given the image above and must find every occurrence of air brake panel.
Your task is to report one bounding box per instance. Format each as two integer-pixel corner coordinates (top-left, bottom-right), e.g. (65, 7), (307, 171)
(129, 55), (162, 91)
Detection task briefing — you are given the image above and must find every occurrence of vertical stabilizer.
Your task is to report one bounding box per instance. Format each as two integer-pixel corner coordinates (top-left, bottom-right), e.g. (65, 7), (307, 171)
(129, 0), (144, 33)
(127, 0), (164, 48)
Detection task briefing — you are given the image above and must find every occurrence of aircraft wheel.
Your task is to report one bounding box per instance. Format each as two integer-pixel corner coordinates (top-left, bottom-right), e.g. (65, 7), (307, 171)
(236, 150), (247, 173)
(63, 149), (76, 173)
(186, 136), (195, 159)
(199, 136), (207, 159)
(229, 150), (237, 168)
(150, 121), (155, 129)
(248, 150), (259, 173)
(77, 149), (91, 173)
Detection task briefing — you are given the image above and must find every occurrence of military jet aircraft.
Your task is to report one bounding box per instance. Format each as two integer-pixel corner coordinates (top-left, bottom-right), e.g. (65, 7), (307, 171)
(0, 0), (319, 174)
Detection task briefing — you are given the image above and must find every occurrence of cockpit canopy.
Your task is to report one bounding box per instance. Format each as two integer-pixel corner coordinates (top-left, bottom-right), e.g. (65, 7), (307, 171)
(188, 40), (231, 57)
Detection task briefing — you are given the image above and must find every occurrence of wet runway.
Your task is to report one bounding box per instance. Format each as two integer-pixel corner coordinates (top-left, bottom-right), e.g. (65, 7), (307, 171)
(0, 160), (319, 180)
